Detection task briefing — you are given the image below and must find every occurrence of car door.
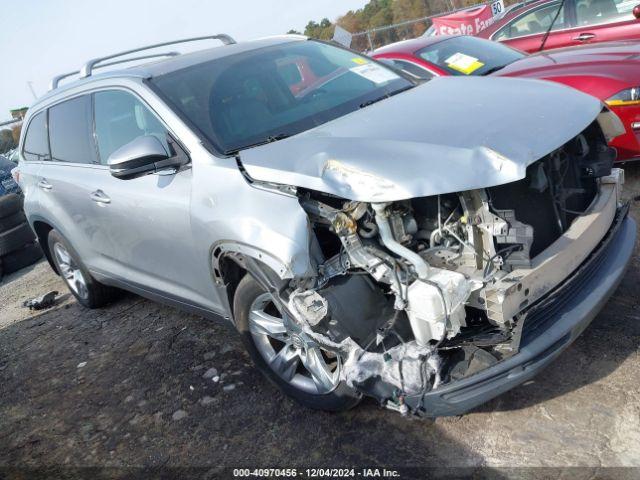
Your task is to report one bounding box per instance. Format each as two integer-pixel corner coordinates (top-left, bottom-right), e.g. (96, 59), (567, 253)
(37, 94), (107, 269)
(572, 0), (640, 44)
(89, 88), (221, 312)
(494, 1), (577, 52)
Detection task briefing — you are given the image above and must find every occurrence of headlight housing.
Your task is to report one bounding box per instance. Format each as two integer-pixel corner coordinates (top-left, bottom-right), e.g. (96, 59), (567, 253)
(606, 87), (640, 107)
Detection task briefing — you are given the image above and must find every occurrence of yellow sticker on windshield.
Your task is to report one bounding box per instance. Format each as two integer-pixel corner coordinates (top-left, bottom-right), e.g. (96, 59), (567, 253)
(445, 53), (485, 75)
(351, 57), (369, 65)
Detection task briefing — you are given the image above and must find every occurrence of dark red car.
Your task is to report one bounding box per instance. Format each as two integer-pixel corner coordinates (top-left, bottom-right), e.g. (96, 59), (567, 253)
(475, 0), (640, 52)
(373, 35), (640, 161)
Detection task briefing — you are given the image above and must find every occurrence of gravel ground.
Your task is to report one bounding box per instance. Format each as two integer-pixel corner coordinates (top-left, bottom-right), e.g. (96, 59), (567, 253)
(1, 165), (639, 475)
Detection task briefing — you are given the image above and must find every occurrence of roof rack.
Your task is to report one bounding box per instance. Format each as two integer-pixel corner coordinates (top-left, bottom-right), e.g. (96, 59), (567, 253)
(49, 34), (236, 91)
(80, 34), (236, 78)
(49, 51), (181, 90)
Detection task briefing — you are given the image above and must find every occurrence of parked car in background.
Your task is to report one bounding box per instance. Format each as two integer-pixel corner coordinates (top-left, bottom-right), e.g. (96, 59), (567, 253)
(422, 0), (536, 37)
(475, 0), (640, 52)
(373, 35), (640, 161)
(0, 155), (42, 279)
(0, 154), (20, 196)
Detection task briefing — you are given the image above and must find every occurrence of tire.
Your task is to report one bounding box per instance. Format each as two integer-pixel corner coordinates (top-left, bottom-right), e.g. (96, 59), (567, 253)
(0, 194), (23, 218)
(0, 210), (27, 233)
(1, 242), (43, 275)
(47, 229), (119, 308)
(233, 274), (361, 412)
(0, 222), (35, 256)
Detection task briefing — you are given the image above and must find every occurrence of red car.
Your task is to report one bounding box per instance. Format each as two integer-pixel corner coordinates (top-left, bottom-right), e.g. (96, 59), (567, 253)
(373, 35), (640, 161)
(475, 0), (640, 52)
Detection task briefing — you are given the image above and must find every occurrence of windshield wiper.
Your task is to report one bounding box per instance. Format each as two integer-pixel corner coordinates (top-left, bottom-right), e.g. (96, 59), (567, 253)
(482, 65), (507, 76)
(227, 133), (292, 154)
(359, 85), (414, 109)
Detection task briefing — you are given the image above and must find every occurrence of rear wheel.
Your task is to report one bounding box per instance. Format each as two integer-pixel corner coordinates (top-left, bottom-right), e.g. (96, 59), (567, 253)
(233, 274), (360, 411)
(47, 230), (119, 308)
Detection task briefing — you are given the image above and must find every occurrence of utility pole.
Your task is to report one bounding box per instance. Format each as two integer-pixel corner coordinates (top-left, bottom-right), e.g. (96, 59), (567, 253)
(26, 81), (37, 100)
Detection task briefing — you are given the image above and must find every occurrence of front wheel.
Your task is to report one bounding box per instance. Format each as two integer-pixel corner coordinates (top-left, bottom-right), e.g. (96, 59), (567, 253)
(233, 274), (361, 412)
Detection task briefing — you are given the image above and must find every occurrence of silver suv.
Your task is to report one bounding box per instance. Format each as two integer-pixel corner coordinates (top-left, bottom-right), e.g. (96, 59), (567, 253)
(15, 34), (636, 416)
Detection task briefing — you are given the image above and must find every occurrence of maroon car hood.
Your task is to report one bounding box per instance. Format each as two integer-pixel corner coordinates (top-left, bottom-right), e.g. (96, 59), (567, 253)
(495, 41), (640, 99)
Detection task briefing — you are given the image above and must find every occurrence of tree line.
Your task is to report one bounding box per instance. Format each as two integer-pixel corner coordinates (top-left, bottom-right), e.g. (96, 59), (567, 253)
(290, 0), (516, 49)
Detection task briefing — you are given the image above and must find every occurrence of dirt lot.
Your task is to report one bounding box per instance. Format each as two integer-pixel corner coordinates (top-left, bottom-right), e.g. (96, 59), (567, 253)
(1, 165), (640, 475)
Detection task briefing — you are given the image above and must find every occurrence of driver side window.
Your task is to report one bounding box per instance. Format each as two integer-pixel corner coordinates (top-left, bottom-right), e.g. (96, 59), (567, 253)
(93, 90), (169, 165)
(495, 3), (567, 40)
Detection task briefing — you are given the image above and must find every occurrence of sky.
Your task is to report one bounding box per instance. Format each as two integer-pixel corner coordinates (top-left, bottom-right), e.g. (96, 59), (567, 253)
(0, 0), (368, 118)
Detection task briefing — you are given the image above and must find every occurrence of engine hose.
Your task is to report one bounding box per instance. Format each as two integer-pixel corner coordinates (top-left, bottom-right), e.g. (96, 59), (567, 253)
(359, 220), (378, 239)
(372, 203), (430, 280)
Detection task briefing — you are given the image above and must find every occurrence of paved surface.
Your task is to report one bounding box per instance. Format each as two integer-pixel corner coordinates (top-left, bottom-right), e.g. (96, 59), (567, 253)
(1, 165), (639, 471)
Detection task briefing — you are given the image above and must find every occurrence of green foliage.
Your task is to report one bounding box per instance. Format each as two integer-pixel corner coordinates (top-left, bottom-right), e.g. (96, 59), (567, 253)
(303, 18), (334, 40)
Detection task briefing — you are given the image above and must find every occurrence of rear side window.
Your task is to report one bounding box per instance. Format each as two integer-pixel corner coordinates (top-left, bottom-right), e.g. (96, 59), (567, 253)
(49, 95), (97, 164)
(495, 3), (567, 40)
(22, 111), (50, 162)
(93, 90), (169, 164)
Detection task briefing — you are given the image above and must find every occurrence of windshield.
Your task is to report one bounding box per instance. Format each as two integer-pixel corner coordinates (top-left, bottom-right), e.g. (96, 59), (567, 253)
(151, 40), (412, 154)
(417, 36), (525, 76)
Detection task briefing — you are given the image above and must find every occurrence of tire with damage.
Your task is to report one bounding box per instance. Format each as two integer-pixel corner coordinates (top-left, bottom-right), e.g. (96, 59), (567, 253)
(233, 274), (361, 411)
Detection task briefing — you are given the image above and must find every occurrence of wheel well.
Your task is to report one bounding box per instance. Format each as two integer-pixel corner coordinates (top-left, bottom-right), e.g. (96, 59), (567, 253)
(217, 255), (247, 321)
(33, 221), (57, 274)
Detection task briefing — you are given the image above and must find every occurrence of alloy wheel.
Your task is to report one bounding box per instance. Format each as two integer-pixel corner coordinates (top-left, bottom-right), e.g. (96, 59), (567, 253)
(248, 292), (341, 394)
(53, 242), (89, 300)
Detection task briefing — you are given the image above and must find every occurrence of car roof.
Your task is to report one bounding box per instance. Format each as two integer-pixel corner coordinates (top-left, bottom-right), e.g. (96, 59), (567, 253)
(33, 35), (307, 109)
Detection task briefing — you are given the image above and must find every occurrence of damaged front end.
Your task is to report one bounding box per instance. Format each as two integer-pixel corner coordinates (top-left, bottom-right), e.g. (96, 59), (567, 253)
(239, 114), (629, 416)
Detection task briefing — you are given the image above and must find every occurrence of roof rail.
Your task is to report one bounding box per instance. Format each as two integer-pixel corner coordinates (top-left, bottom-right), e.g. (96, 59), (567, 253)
(80, 34), (236, 79)
(49, 51), (181, 91)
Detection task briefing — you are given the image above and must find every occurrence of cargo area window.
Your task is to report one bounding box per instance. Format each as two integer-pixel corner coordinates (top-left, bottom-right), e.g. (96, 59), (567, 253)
(22, 111), (50, 162)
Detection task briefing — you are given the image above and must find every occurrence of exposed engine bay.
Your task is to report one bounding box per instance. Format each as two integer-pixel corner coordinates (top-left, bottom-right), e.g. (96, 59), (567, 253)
(262, 120), (622, 415)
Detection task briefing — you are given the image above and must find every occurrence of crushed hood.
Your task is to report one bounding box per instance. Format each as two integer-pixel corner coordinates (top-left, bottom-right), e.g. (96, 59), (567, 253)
(239, 76), (603, 202)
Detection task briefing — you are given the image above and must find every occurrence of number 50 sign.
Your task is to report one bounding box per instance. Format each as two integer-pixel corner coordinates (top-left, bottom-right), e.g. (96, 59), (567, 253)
(491, 0), (505, 16)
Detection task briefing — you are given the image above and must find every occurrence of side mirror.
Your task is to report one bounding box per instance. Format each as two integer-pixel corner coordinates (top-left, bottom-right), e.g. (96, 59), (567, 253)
(634, 5), (640, 19)
(108, 135), (180, 180)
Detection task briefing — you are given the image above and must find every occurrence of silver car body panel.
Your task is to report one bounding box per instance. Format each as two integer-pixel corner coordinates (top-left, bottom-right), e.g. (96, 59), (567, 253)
(17, 53), (610, 320)
(240, 76), (603, 202)
(19, 76), (313, 319)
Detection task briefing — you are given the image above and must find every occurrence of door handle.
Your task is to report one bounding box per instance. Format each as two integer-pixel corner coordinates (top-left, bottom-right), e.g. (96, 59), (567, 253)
(573, 32), (596, 42)
(89, 190), (111, 204)
(38, 179), (53, 191)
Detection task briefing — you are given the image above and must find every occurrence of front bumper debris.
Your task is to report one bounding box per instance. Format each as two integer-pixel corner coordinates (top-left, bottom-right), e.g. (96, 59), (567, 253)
(408, 204), (635, 416)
